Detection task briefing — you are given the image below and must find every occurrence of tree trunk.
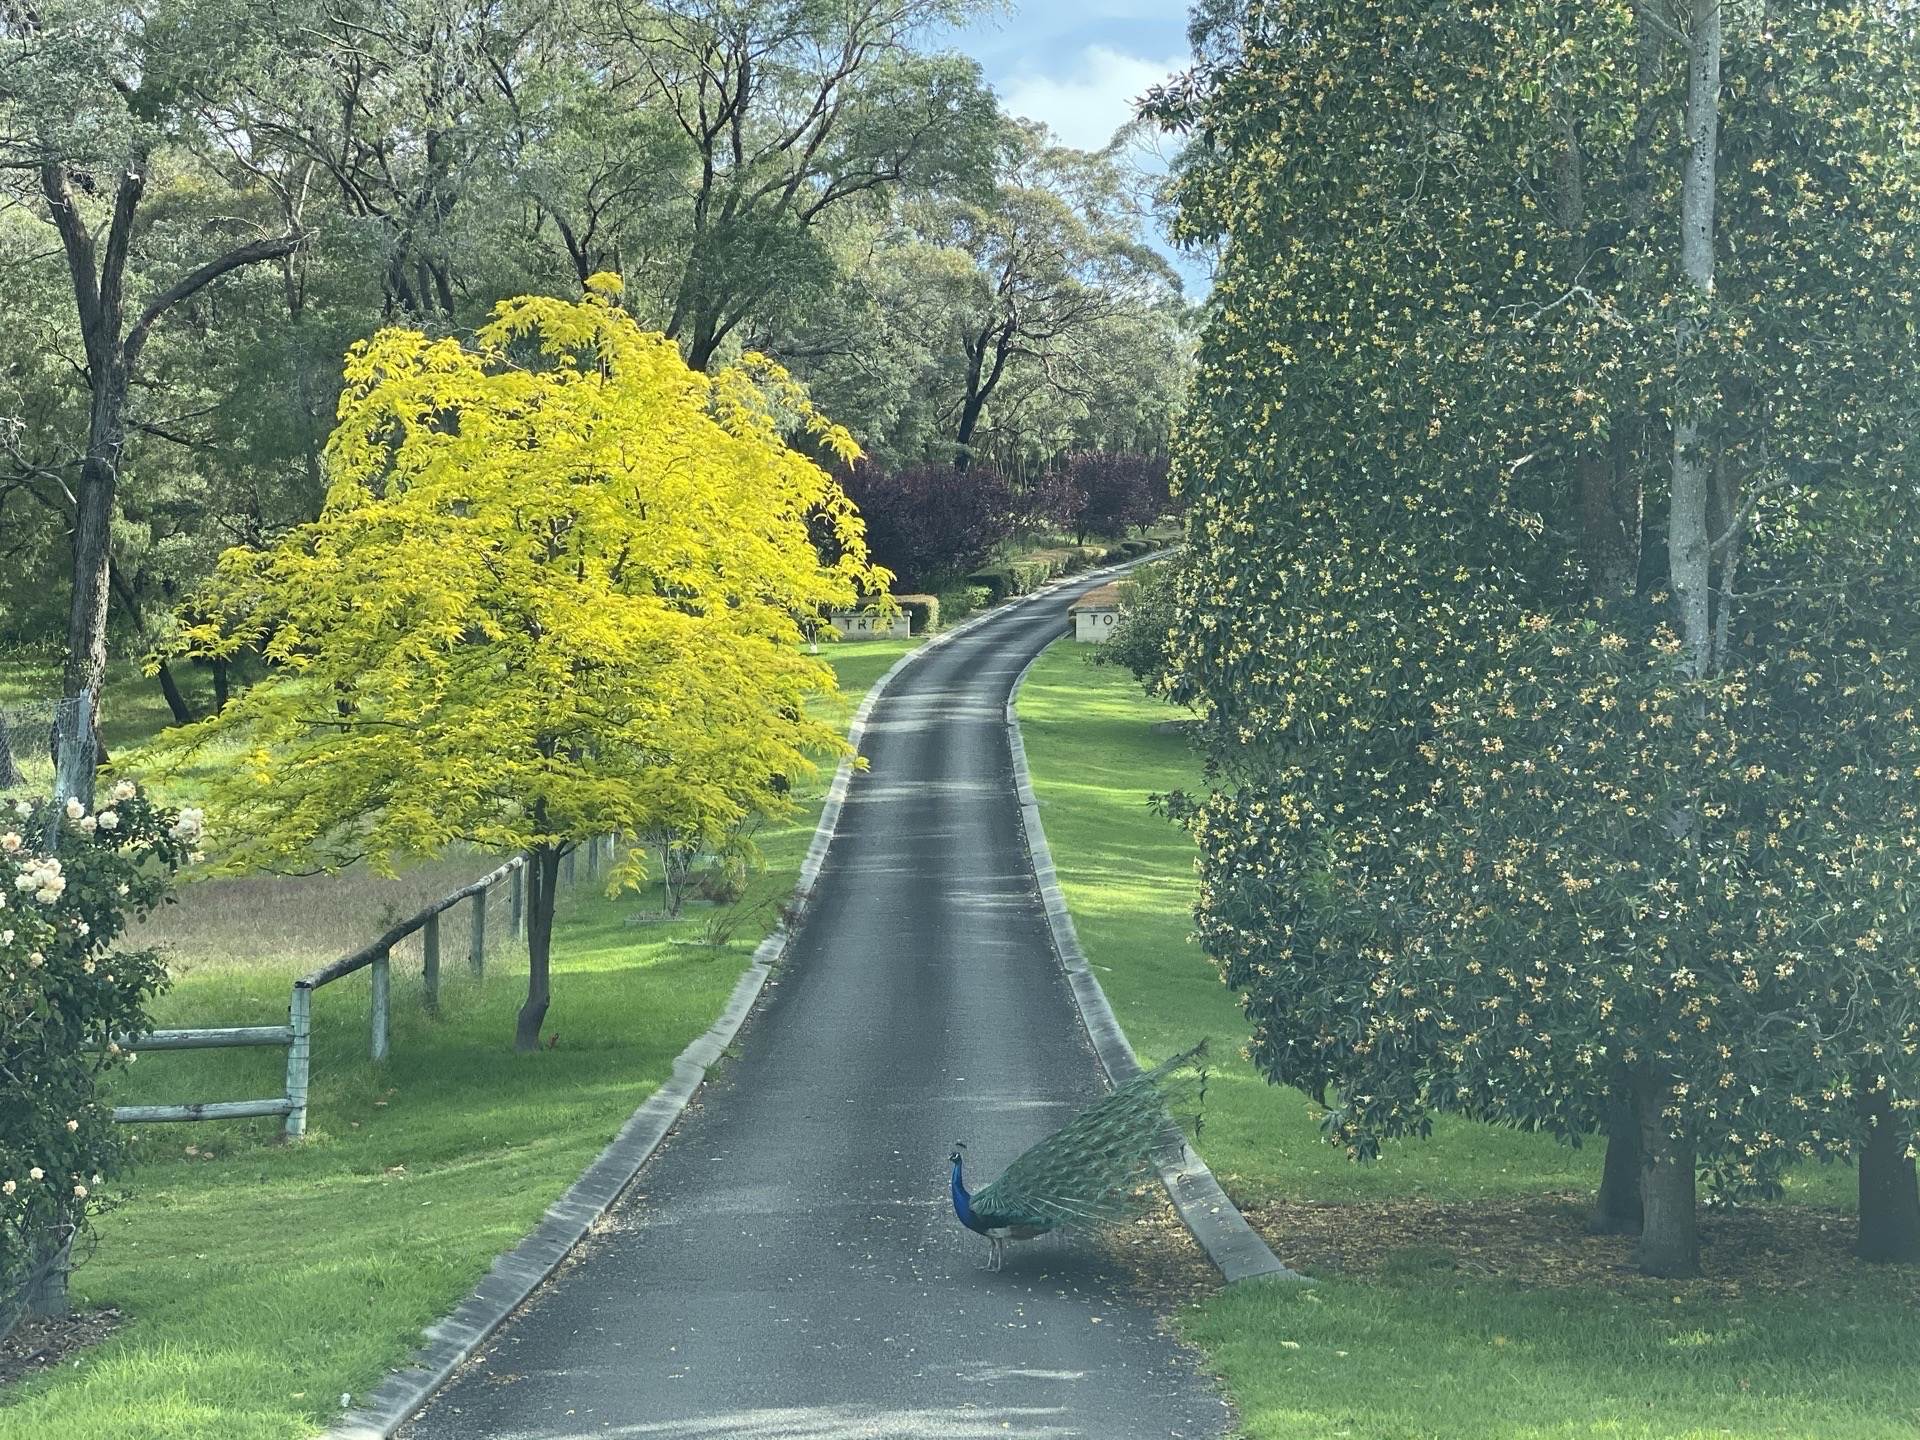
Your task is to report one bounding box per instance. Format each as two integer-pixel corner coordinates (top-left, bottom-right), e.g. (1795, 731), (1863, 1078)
(155, 659), (195, 726)
(1634, 1074), (1701, 1277)
(0, 710), (21, 788)
(1590, 1087), (1645, 1235)
(1857, 1074), (1920, 1265)
(953, 389), (987, 473)
(61, 368), (130, 801)
(514, 845), (562, 1052)
(212, 657), (231, 714)
(1668, 0), (1723, 680)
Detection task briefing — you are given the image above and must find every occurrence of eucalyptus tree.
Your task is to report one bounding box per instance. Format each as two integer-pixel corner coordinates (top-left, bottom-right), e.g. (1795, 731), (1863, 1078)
(0, 0), (319, 760)
(592, 0), (1000, 372)
(909, 122), (1181, 470)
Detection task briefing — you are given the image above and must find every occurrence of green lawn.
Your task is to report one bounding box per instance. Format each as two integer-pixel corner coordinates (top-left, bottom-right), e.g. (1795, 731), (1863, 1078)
(1016, 638), (1915, 1440)
(0, 637), (917, 1439)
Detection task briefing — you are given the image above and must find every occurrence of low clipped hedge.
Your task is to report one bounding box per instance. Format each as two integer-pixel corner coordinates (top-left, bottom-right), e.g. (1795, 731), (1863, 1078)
(894, 593), (940, 634)
(963, 540), (1157, 606)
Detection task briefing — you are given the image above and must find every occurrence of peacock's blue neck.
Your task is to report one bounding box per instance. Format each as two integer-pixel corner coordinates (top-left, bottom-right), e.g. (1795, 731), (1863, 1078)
(951, 1158), (982, 1233)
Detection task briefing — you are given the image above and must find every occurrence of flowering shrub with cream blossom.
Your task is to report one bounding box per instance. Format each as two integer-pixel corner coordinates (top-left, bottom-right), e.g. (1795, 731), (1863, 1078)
(0, 782), (194, 1333)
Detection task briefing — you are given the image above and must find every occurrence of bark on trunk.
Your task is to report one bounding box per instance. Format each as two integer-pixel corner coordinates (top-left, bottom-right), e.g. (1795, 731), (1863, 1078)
(1634, 1074), (1701, 1277)
(62, 373), (129, 795)
(514, 845), (562, 1052)
(1857, 1075), (1920, 1265)
(1590, 1088), (1646, 1235)
(1668, 0), (1723, 680)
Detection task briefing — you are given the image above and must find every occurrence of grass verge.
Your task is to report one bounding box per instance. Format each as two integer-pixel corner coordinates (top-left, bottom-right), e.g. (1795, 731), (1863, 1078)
(1016, 637), (1914, 1440)
(0, 636), (918, 1440)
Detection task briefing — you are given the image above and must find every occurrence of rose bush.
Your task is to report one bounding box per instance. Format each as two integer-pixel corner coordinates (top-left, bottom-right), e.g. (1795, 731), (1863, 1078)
(0, 784), (192, 1332)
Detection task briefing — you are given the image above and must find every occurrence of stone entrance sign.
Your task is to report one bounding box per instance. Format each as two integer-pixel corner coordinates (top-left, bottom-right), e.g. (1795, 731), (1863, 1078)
(828, 608), (912, 640)
(1069, 582), (1124, 643)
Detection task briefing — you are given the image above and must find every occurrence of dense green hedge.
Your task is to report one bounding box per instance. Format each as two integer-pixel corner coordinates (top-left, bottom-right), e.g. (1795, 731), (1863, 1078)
(893, 593), (939, 634)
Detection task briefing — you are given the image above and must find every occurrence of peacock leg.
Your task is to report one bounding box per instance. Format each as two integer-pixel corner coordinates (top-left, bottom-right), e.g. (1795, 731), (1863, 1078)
(989, 1237), (1002, 1272)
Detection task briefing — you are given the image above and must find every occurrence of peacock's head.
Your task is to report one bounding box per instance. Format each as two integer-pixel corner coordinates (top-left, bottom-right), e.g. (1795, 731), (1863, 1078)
(949, 1142), (966, 1167)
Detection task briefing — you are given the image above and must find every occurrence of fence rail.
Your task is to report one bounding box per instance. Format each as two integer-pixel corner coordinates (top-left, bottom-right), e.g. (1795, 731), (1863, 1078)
(112, 850), (552, 1138)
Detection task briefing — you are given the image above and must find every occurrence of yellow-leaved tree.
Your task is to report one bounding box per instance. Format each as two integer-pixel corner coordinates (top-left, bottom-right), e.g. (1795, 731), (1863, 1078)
(146, 278), (885, 1050)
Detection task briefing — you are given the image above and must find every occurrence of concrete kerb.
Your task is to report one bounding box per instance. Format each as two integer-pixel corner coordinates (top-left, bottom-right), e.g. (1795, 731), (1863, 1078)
(1005, 621), (1304, 1286)
(323, 557), (1166, 1439)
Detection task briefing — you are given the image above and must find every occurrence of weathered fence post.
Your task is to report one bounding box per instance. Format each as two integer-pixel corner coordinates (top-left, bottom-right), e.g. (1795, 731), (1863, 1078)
(285, 983), (312, 1139)
(470, 887), (487, 977)
(370, 947), (390, 1060)
(510, 862), (524, 937)
(422, 911), (441, 1014)
(586, 836), (599, 881)
(564, 847), (576, 886)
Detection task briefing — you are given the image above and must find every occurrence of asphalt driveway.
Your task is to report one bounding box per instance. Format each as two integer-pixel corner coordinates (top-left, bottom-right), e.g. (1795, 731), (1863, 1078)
(401, 581), (1227, 1440)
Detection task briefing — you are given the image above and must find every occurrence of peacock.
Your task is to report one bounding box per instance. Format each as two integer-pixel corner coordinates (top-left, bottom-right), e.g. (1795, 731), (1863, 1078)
(949, 1040), (1208, 1271)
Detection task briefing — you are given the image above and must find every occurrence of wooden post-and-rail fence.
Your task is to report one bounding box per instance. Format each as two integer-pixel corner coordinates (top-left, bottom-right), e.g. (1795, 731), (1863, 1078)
(106, 848), (609, 1138)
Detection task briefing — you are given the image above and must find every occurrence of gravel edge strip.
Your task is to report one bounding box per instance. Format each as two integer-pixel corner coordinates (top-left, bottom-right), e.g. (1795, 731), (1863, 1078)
(1005, 607), (1303, 1285)
(325, 560), (1153, 1438)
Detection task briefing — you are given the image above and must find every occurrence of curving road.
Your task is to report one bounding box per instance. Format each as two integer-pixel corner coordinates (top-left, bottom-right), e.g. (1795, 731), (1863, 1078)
(402, 581), (1226, 1440)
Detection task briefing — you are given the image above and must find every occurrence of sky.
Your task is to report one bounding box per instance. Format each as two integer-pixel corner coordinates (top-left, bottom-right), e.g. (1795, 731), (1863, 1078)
(943, 2), (1196, 153)
(937, 2), (1206, 284)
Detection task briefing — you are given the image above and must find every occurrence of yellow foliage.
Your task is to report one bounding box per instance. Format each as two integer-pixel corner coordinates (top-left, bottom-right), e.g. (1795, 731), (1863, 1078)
(142, 284), (887, 877)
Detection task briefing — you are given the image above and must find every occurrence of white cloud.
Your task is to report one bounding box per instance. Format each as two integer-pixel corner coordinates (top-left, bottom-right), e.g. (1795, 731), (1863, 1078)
(996, 45), (1185, 152)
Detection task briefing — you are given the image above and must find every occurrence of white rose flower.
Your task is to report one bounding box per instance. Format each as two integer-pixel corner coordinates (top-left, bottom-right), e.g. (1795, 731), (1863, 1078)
(27, 1167), (42, 1181)
(1, 1180), (13, 1195)
(64, 797), (83, 820)
(77, 815), (97, 835)
(0, 832), (18, 853)
(72, 1184), (87, 1199)
(98, 811), (118, 830)
(1, 930), (12, 945)
(65, 1119), (77, 1132)
(112, 780), (136, 802)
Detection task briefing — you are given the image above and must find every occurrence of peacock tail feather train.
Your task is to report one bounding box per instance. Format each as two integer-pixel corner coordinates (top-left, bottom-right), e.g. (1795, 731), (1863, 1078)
(965, 1040), (1208, 1235)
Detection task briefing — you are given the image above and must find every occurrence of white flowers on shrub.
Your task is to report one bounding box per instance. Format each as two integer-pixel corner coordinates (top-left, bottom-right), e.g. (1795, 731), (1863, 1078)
(63, 797), (83, 821)
(169, 807), (205, 844)
(111, 780), (135, 803)
(14, 856), (66, 904)
(97, 810), (118, 831)
(0, 831), (18, 854)
(78, 815), (97, 835)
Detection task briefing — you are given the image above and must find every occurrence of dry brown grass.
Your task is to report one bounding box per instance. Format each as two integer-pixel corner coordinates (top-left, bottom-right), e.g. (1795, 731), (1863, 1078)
(133, 851), (521, 983)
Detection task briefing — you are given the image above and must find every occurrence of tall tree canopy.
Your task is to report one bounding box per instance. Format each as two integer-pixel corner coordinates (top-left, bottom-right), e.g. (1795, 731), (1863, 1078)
(1159, 0), (1920, 1275)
